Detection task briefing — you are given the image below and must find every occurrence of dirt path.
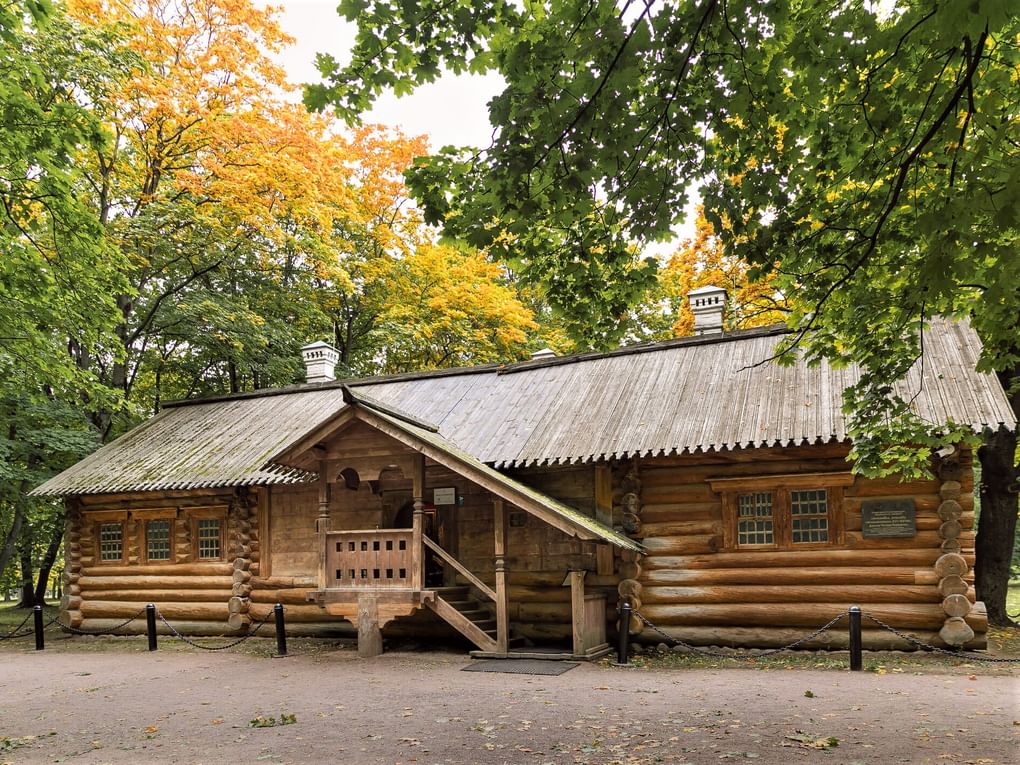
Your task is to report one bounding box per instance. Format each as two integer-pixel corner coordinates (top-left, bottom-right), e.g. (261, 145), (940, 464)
(1, 646), (1017, 764)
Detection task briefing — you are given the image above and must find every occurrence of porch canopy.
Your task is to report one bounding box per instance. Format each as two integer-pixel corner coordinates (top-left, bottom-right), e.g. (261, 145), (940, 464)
(269, 385), (639, 552)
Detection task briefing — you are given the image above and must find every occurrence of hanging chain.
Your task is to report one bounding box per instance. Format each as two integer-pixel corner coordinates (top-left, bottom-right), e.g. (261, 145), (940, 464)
(861, 611), (1020, 664)
(155, 606), (275, 651)
(55, 606), (149, 636)
(0, 609), (35, 640)
(632, 609), (848, 659)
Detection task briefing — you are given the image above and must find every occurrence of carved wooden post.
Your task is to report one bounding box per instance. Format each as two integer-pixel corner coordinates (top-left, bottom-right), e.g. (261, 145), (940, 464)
(316, 460), (331, 590)
(357, 594), (383, 658)
(493, 498), (509, 653)
(411, 454), (425, 591)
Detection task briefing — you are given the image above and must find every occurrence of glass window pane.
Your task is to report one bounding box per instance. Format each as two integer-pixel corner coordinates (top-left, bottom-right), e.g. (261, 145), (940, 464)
(147, 519), (171, 561)
(737, 492), (774, 545)
(791, 489), (828, 543)
(197, 518), (221, 559)
(99, 523), (122, 561)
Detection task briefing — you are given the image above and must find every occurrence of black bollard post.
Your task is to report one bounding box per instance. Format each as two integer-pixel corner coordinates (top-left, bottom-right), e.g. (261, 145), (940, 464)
(617, 598), (632, 665)
(146, 603), (158, 651)
(274, 603), (287, 657)
(34, 605), (44, 651)
(848, 606), (862, 671)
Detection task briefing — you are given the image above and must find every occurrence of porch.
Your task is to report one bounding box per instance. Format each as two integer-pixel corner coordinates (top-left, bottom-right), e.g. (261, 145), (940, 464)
(276, 387), (638, 658)
(306, 501), (612, 659)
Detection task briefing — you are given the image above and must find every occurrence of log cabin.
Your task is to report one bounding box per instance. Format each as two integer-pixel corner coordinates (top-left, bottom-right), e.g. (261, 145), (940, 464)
(33, 287), (1016, 655)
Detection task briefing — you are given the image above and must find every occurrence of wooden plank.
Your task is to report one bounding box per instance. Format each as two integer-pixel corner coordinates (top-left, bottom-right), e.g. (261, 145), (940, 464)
(707, 471), (855, 492)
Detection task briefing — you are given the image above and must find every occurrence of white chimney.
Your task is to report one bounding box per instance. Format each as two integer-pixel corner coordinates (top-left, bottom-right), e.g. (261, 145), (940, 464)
(688, 285), (727, 336)
(530, 348), (557, 360)
(301, 341), (340, 383)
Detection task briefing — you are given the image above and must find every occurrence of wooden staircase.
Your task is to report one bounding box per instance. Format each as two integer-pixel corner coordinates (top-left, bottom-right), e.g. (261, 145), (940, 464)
(426, 586), (521, 652)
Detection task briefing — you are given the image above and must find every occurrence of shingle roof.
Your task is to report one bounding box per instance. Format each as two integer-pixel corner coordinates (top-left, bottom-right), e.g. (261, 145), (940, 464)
(32, 318), (1015, 496)
(325, 393), (640, 550)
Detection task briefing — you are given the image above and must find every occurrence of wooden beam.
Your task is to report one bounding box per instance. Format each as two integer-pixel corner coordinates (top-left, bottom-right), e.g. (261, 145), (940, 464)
(493, 498), (509, 653)
(316, 460), (330, 590)
(707, 471), (855, 492)
(423, 537), (496, 601)
(411, 454), (425, 591)
(567, 570), (586, 656)
(594, 465), (615, 575)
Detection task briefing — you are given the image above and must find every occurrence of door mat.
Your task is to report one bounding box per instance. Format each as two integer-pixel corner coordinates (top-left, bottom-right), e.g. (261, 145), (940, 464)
(462, 659), (579, 676)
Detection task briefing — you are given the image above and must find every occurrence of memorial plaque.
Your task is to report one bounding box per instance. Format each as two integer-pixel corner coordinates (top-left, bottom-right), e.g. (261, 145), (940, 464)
(862, 499), (916, 538)
(432, 487), (457, 506)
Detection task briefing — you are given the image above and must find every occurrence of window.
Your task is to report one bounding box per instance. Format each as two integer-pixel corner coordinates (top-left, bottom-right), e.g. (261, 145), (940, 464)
(146, 519), (172, 561)
(737, 491), (775, 546)
(790, 489), (829, 543)
(196, 518), (222, 559)
(709, 473), (853, 551)
(99, 523), (123, 561)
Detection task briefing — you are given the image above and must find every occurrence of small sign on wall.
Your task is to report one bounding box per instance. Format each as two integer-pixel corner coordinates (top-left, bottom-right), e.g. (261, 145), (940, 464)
(432, 487), (457, 506)
(862, 499), (917, 538)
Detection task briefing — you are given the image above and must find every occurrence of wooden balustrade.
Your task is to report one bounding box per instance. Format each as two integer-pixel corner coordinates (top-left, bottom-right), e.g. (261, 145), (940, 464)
(324, 529), (415, 589)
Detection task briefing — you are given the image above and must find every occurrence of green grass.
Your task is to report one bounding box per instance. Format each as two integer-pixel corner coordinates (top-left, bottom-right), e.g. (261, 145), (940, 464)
(1008, 581), (1020, 618)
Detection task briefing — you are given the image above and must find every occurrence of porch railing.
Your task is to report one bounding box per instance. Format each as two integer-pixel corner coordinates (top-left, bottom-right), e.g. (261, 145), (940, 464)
(324, 529), (415, 589)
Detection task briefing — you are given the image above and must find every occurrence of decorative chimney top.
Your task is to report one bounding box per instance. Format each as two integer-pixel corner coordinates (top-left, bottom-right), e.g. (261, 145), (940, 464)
(530, 348), (557, 360)
(301, 341), (340, 383)
(688, 285), (727, 336)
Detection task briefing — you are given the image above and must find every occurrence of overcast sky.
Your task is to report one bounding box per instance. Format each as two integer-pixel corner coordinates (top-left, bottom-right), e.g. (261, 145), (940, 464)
(266, 0), (502, 151)
(263, 1), (695, 249)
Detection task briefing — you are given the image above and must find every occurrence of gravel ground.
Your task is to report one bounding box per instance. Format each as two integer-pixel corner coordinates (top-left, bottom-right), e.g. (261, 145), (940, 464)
(0, 645), (1017, 765)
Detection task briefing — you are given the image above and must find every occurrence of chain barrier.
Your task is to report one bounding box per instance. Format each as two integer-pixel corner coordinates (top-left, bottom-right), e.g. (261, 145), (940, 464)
(861, 611), (1020, 664)
(54, 607), (149, 636)
(0, 609), (35, 641)
(633, 608), (848, 659)
(155, 606), (276, 651)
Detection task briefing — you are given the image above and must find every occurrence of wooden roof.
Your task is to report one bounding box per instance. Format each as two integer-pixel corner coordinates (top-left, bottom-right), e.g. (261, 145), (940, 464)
(33, 318), (1015, 496)
(271, 390), (640, 550)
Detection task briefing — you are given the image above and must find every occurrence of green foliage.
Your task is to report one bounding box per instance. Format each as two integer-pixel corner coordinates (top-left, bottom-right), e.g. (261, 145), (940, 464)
(315, 0), (1020, 478)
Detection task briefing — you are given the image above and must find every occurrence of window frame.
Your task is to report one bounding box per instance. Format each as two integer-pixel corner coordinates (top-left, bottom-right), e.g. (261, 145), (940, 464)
(131, 508), (178, 564)
(709, 472), (853, 551)
(190, 506), (227, 562)
(90, 510), (128, 565)
(144, 518), (173, 563)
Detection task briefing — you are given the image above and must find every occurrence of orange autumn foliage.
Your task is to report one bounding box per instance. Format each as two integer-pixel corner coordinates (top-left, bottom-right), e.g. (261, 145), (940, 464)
(658, 208), (786, 336)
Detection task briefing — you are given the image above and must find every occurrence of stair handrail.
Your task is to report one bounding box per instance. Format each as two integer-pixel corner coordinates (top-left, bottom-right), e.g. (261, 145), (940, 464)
(422, 536), (496, 602)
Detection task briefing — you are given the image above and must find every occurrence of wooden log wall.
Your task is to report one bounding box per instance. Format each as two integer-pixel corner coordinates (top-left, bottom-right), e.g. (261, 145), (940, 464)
(621, 443), (985, 650)
(64, 488), (264, 636)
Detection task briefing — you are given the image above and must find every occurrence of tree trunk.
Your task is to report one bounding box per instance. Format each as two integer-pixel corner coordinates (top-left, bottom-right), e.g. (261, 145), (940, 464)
(0, 483), (28, 577)
(17, 539), (35, 608)
(975, 427), (1019, 626)
(33, 516), (64, 605)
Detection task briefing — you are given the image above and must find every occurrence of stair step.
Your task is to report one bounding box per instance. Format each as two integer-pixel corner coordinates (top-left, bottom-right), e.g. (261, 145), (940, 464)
(431, 586), (470, 598)
(458, 609), (491, 621)
(473, 619), (497, 631)
(443, 599), (481, 612)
